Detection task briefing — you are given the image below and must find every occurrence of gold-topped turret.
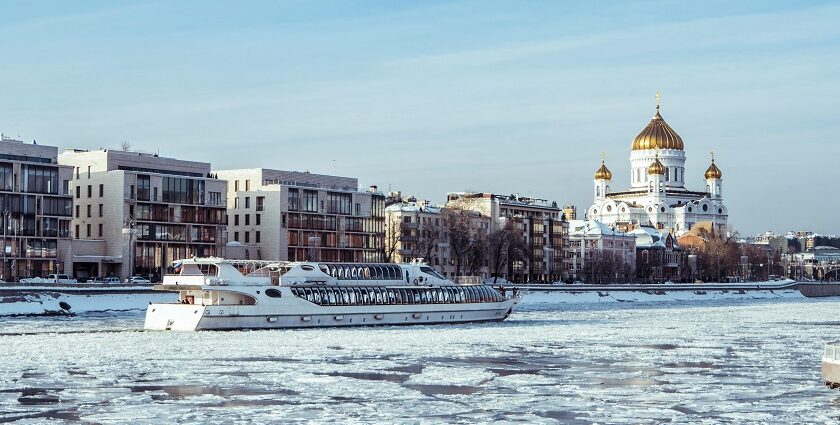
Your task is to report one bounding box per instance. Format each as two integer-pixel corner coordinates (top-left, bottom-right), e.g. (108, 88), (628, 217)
(647, 153), (666, 175)
(631, 93), (685, 151)
(704, 151), (722, 179)
(594, 152), (612, 180)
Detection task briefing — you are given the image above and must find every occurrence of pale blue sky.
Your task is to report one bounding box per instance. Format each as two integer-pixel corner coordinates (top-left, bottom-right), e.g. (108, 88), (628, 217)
(1, 0), (838, 235)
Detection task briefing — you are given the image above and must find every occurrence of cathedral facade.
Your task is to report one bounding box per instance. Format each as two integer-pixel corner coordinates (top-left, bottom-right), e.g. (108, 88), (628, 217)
(587, 99), (728, 236)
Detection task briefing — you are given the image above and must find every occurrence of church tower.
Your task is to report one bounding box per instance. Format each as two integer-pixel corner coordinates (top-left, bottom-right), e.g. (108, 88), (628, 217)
(593, 154), (612, 201)
(647, 153), (666, 204)
(705, 152), (723, 200)
(630, 93), (687, 190)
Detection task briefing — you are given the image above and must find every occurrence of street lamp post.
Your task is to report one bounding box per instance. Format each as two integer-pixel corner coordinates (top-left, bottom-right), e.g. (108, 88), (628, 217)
(123, 217), (137, 281)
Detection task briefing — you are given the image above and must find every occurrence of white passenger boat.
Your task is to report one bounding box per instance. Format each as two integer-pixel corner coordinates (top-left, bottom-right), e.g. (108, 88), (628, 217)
(144, 258), (521, 331)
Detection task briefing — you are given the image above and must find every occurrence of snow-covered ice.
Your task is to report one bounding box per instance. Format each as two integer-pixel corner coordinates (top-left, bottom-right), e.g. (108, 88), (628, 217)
(1, 298), (839, 423)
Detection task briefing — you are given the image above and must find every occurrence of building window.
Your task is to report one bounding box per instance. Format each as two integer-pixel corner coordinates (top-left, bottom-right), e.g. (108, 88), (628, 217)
(245, 214), (250, 225)
(98, 223), (103, 237)
(245, 231), (250, 243)
(245, 197), (251, 209)
(99, 204), (103, 217)
(233, 231), (239, 242)
(234, 215), (240, 226)
(86, 205), (91, 217)
(75, 224), (79, 239)
(75, 186), (80, 199)
(303, 190), (318, 212)
(99, 184), (104, 197)
(256, 196), (264, 211)
(86, 224), (91, 238)
(75, 205), (80, 218)
(256, 231), (261, 243)
(245, 180), (250, 191)
(234, 180), (239, 191)
(288, 189), (299, 211)
(256, 214), (261, 225)
(326, 192), (351, 215)
(87, 185), (92, 197)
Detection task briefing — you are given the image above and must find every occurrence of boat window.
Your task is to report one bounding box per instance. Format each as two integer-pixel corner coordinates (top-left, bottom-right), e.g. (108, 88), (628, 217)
(319, 264), (329, 275)
(339, 288), (348, 305)
(419, 266), (444, 279)
(376, 287), (384, 304)
(313, 289), (321, 304)
(352, 288), (360, 305)
(408, 288), (416, 304)
(442, 288), (450, 303)
(318, 288), (327, 305)
(386, 288), (394, 304)
(265, 288), (282, 298)
(327, 289), (336, 305)
(394, 289), (402, 304)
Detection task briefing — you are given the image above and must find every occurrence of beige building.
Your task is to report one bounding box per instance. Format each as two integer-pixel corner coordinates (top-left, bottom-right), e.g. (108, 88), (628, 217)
(445, 192), (569, 283)
(385, 198), (491, 280)
(59, 149), (227, 281)
(214, 168), (385, 263)
(0, 135), (74, 280)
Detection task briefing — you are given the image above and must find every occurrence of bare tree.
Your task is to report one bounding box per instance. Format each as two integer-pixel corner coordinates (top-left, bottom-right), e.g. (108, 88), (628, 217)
(383, 213), (401, 263)
(409, 220), (441, 263)
(487, 220), (530, 283)
(120, 140), (132, 151)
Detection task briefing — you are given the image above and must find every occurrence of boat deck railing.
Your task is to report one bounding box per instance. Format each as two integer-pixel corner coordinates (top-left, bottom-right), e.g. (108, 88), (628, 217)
(825, 342), (840, 361)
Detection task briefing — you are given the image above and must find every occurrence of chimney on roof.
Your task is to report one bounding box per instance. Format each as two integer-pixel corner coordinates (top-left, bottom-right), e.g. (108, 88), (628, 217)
(369, 185), (378, 193)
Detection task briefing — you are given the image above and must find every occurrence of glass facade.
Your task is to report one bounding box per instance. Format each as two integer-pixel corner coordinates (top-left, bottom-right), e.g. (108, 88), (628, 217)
(0, 159), (72, 280)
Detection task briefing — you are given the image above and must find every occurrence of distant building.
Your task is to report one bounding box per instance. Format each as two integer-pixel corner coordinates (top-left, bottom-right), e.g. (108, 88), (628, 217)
(587, 97), (728, 236)
(385, 199), (490, 280)
(0, 134), (73, 280)
(630, 226), (682, 283)
(446, 192), (568, 283)
(567, 220), (636, 283)
(214, 168), (385, 263)
(59, 149), (227, 280)
(562, 204), (577, 220)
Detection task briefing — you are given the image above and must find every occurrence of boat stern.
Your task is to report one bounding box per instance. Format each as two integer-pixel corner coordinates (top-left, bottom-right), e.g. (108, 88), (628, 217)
(144, 303), (206, 331)
(823, 342), (840, 389)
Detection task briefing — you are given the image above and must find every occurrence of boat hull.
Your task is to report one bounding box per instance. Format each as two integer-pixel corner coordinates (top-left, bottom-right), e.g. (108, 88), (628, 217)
(144, 299), (518, 331)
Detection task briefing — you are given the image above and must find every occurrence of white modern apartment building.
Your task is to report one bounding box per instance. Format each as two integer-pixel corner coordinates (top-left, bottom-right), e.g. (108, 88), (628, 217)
(214, 168), (385, 263)
(0, 134), (74, 280)
(59, 149), (227, 280)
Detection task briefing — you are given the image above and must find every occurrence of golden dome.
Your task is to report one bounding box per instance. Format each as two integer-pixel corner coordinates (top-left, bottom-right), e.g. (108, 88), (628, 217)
(647, 154), (666, 175)
(704, 155), (722, 179)
(631, 104), (684, 151)
(594, 160), (612, 180)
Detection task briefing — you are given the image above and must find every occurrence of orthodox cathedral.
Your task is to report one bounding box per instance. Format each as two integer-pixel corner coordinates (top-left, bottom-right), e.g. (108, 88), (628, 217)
(587, 96), (728, 236)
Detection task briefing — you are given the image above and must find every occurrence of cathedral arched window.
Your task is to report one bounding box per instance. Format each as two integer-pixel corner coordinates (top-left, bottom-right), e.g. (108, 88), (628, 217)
(596, 186), (600, 196)
(665, 168), (670, 182)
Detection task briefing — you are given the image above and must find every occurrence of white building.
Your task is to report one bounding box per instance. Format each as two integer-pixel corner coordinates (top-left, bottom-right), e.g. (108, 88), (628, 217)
(567, 219), (636, 282)
(59, 149), (228, 280)
(213, 168), (385, 263)
(587, 98), (728, 236)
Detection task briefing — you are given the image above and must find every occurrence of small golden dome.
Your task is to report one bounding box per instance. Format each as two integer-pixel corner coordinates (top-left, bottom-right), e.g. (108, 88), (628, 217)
(647, 154), (666, 175)
(631, 104), (684, 151)
(594, 160), (612, 180)
(705, 157), (722, 179)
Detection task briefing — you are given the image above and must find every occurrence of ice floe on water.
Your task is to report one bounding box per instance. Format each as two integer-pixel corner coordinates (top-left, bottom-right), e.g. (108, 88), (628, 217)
(1, 298), (840, 423)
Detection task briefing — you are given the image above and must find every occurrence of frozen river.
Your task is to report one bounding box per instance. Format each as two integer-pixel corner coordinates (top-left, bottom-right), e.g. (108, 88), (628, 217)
(2, 298), (840, 424)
